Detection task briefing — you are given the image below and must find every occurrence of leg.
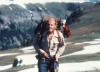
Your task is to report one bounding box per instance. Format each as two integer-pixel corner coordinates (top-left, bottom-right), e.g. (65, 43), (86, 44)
(38, 59), (48, 72)
(49, 62), (59, 72)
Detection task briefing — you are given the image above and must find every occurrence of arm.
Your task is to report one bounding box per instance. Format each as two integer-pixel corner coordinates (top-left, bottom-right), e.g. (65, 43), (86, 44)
(33, 34), (49, 58)
(55, 33), (65, 58)
(33, 34), (44, 55)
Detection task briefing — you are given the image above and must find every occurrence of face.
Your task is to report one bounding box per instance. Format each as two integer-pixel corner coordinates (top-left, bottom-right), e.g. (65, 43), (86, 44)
(48, 18), (57, 33)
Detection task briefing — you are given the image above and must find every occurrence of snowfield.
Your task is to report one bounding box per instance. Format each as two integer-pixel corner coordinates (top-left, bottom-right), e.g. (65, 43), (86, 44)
(15, 54), (37, 66)
(0, 53), (19, 57)
(18, 66), (38, 72)
(0, 38), (100, 72)
(75, 38), (100, 45)
(0, 64), (12, 71)
(61, 44), (100, 58)
(19, 46), (35, 53)
(18, 61), (100, 72)
(0, 0), (91, 9)
(61, 38), (100, 57)
(16, 38), (100, 72)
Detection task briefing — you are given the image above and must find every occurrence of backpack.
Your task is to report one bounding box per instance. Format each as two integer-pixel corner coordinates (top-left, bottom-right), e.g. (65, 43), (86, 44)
(34, 16), (71, 38)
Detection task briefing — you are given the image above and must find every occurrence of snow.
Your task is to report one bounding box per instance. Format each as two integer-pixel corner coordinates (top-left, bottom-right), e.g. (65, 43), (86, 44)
(14, 38), (100, 72)
(94, 38), (100, 41)
(0, 46), (34, 57)
(59, 61), (100, 72)
(18, 68), (36, 72)
(16, 54), (37, 66)
(9, 6), (13, 10)
(68, 44), (100, 55)
(19, 46), (34, 50)
(1, 38), (100, 71)
(19, 46), (35, 53)
(0, 53), (19, 57)
(18, 66), (38, 72)
(0, 64), (12, 71)
(38, 7), (43, 11)
(0, 54), (37, 71)
(0, 0), (90, 8)
(1, 61), (100, 72)
(18, 61), (100, 72)
(61, 38), (100, 57)
(83, 40), (100, 44)
(75, 38), (100, 45)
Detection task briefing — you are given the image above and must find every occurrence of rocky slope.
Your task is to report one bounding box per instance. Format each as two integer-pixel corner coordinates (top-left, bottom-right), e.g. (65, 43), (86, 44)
(0, 2), (97, 50)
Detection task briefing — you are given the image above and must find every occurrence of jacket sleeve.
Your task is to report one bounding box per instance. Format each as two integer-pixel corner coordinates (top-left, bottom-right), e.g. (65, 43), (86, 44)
(33, 34), (45, 55)
(55, 32), (65, 58)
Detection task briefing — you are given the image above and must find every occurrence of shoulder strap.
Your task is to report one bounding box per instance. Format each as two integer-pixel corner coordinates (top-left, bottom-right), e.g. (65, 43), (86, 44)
(55, 30), (61, 56)
(56, 30), (61, 43)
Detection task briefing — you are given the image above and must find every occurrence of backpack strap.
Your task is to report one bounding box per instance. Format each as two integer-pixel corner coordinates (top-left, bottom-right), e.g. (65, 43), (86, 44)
(55, 30), (61, 56)
(56, 30), (61, 43)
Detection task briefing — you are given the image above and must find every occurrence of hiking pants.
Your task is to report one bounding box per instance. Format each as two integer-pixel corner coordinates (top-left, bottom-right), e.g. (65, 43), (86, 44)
(38, 58), (59, 72)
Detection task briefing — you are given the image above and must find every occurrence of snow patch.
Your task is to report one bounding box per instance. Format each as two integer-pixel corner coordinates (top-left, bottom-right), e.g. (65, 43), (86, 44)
(0, 53), (19, 57)
(18, 61), (100, 72)
(61, 44), (100, 57)
(15, 54), (37, 66)
(0, 64), (12, 71)
(59, 61), (100, 72)
(94, 38), (100, 41)
(19, 46), (35, 53)
(0, 0), (90, 8)
(61, 38), (100, 57)
(19, 46), (34, 51)
(18, 67), (38, 72)
(75, 38), (100, 45)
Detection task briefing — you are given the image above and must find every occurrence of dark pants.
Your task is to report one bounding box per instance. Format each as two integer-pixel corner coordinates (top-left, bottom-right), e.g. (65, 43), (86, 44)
(38, 58), (59, 72)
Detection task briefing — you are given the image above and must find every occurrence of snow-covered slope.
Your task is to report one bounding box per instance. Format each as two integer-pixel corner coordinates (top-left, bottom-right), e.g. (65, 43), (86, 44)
(89, 0), (100, 2)
(0, 0), (98, 50)
(0, 0), (95, 8)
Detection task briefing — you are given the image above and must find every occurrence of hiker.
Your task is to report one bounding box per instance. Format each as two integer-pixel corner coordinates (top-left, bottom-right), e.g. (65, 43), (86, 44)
(34, 17), (65, 72)
(34, 16), (71, 39)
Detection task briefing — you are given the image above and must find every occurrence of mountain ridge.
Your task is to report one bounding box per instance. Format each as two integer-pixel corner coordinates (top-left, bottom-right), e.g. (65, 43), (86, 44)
(0, 2), (99, 50)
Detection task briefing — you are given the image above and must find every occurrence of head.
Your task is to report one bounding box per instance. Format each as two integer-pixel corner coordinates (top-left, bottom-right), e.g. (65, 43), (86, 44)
(47, 17), (57, 33)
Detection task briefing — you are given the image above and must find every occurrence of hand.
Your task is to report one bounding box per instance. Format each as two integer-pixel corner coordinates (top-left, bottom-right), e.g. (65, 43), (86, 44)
(43, 51), (49, 58)
(54, 56), (58, 62)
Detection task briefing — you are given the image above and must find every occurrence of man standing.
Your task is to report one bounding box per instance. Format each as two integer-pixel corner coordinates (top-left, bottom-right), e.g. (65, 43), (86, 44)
(34, 17), (65, 72)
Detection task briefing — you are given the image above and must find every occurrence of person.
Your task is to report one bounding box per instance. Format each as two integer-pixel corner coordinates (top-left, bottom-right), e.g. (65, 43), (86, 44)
(34, 17), (65, 72)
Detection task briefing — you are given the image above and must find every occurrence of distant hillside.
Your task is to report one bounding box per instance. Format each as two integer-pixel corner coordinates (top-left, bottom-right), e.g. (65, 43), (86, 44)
(69, 5), (100, 42)
(0, 2), (97, 50)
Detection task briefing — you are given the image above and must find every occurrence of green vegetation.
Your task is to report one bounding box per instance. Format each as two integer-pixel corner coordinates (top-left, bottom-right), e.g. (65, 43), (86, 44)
(0, 58), (14, 66)
(80, 69), (100, 72)
(69, 32), (100, 42)
(1, 64), (35, 72)
(63, 43), (83, 55)
(60, 52), (100, 63)
(70, 6), (100, 42)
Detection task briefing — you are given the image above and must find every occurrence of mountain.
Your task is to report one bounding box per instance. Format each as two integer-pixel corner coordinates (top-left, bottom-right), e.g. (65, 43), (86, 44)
(0, 2), (98, 50)
(89, 0), (100, 2)
(0, 0), (99, 9)
(69, 4), (100, 42)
